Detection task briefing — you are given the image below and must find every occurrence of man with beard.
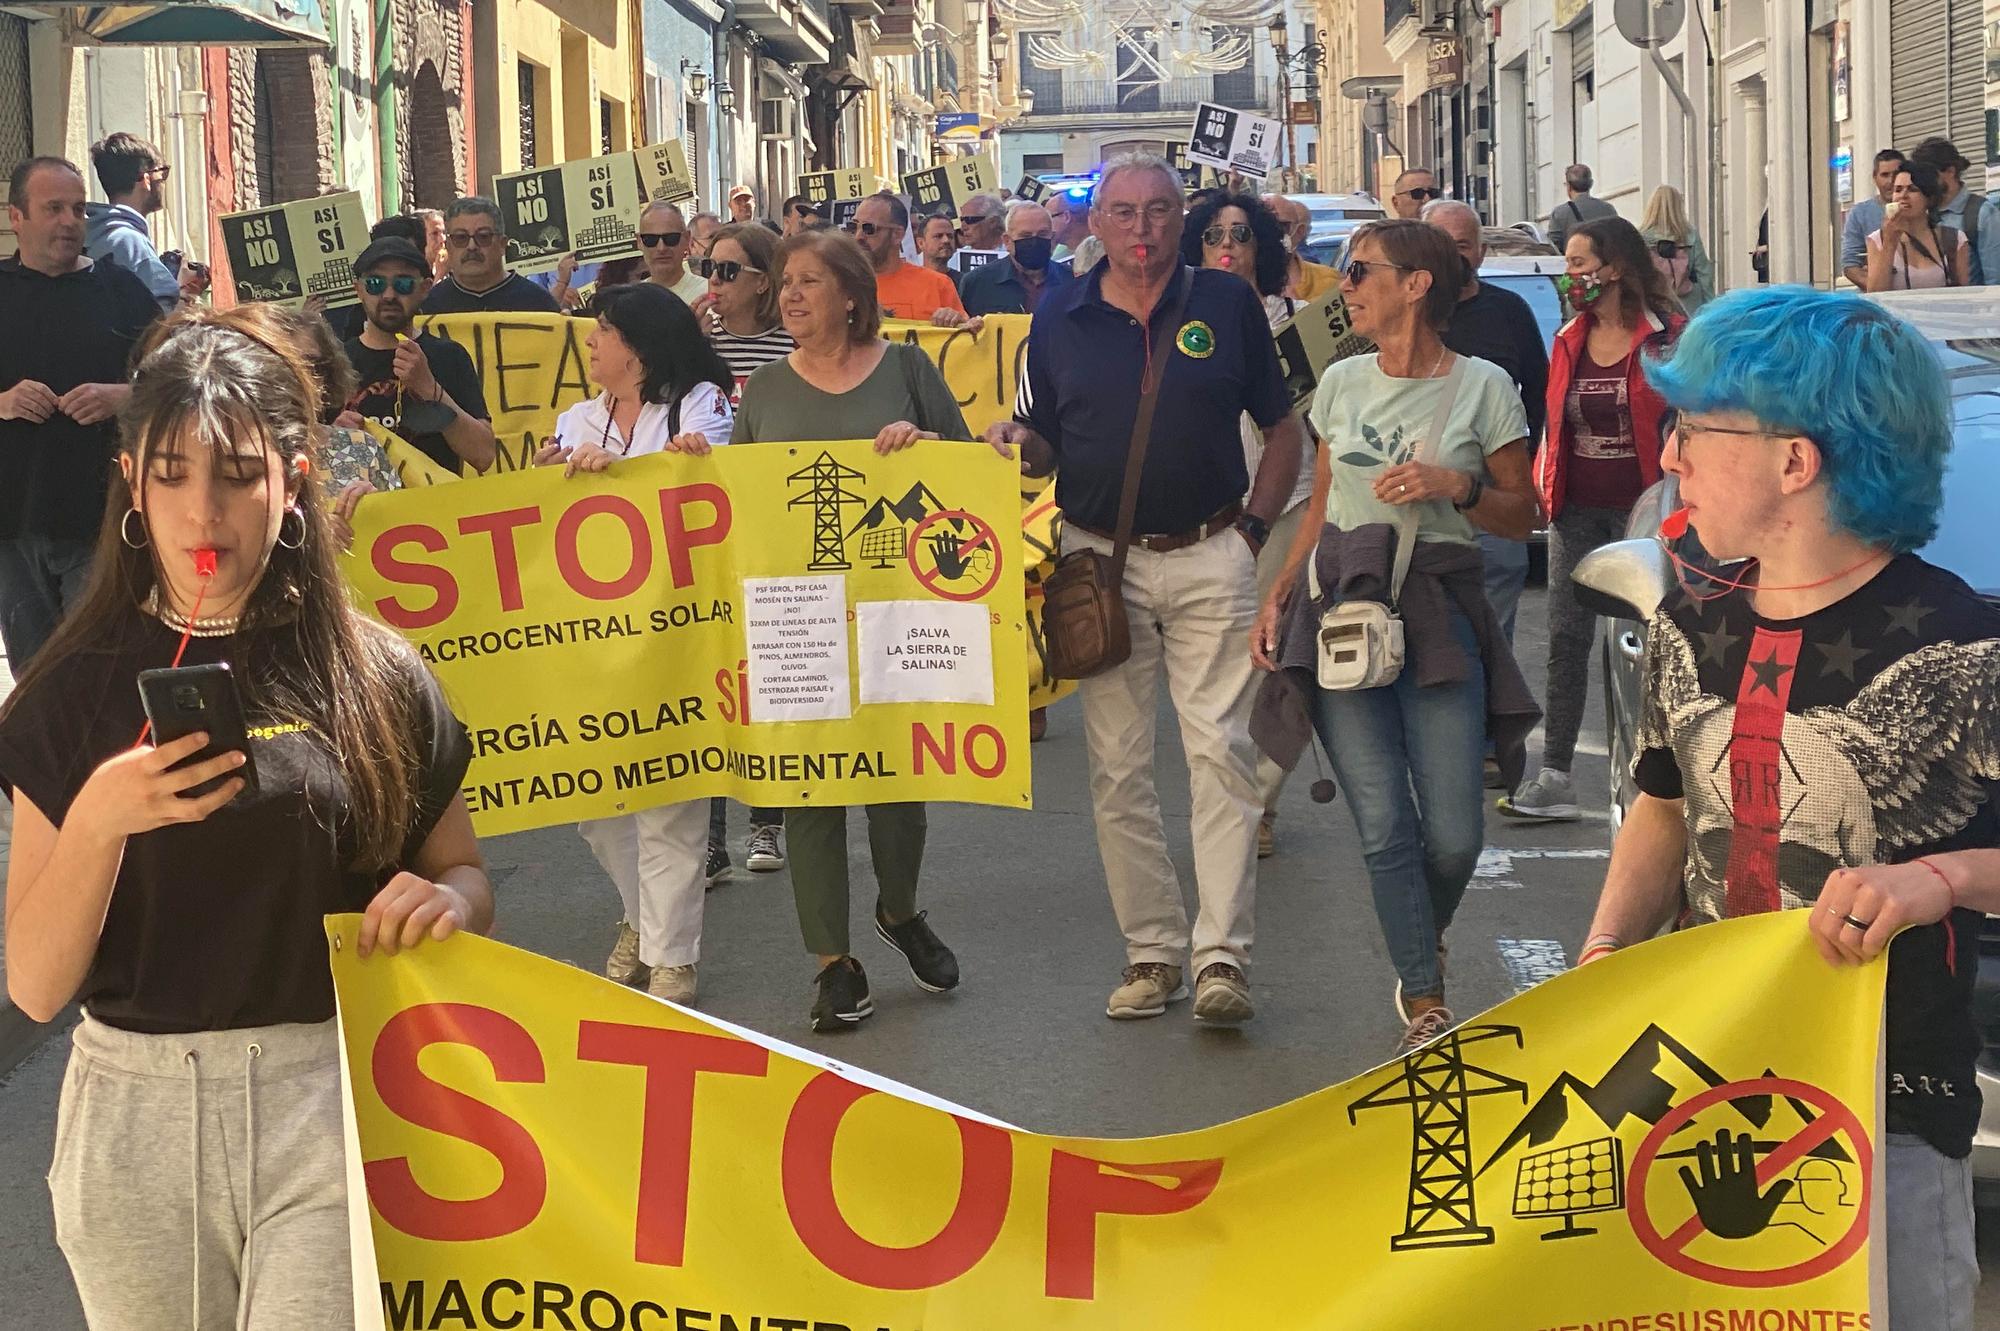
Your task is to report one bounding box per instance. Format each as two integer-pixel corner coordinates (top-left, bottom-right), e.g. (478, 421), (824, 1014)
(84, 133), (198, 311)
(917, 213), (960, 282)
(341, 238), (496, 474)
(852, 192), (967, 325)
(959, 201), (1073, 316)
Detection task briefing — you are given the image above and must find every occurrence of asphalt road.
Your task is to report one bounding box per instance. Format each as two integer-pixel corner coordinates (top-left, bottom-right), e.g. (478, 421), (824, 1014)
(0, 585), (1995, 1326)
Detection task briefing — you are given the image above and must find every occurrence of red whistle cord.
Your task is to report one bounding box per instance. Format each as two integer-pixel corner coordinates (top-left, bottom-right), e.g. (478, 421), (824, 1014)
(1658, 509), (1889, 603)
(133, 551), (216, 749)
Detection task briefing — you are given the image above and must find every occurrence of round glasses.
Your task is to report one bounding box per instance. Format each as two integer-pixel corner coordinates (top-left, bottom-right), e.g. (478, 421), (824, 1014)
(1203, 223), (1254, 247)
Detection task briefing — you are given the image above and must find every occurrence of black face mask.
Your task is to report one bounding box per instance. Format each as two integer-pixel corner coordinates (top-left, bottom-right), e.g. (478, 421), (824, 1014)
(1013, 235), (1055, 271)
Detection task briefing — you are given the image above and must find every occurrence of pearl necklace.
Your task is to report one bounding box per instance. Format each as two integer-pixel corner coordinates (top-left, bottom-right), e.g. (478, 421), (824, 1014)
(146, 588), (240, 637)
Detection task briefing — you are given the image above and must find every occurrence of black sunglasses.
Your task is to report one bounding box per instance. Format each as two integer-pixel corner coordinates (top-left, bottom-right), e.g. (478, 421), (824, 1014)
(845, 221), (888, 236)
(1343, 259), (1414, 285)
(362, 273), (421, 296)
(1203, 223), (1254, 247)
(637, 231), (685, 248)
(1402, 187), (1441, 201)
(689, 257), (761, 282)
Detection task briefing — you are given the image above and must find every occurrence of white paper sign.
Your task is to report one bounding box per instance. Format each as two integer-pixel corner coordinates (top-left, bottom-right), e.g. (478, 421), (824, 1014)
(743, 576), (851, 721)
(1186, 101), (1280, 181)
(857, 601), (995, 706)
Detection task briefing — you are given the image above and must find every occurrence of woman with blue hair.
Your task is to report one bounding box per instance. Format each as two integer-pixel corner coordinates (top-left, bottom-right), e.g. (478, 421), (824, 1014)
(1580, 286), (1999, 1330)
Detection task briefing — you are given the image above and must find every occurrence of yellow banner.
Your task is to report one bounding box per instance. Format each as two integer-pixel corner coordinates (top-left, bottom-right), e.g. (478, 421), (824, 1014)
(342, 441), (1030, 833)
(330, 912), (1885, 1329)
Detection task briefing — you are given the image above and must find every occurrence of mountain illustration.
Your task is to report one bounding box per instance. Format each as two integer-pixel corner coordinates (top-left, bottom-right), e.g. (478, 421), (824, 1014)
(847, 483), (959, 537)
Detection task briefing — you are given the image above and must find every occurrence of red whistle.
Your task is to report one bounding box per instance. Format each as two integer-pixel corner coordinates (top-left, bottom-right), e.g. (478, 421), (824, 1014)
(1659, 507), (1691, 541)
(1134, 244), (1150, 261)
(192, 548), (218, 578)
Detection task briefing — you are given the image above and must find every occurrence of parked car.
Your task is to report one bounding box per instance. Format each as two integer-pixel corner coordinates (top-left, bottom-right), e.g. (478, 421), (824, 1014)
(1572, 287), (2000, 1205)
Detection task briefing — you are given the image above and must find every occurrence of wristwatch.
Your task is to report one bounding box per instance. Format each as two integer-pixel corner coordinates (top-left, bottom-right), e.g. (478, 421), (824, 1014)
(1453, 475), (1484, 512)
(1235, 512), (1271, 551)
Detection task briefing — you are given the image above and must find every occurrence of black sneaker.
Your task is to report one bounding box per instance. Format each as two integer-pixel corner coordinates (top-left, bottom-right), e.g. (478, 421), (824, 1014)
(810, 957), (874, 1032)
(874, 909), (960, 993)
(705, 839), (731, 889)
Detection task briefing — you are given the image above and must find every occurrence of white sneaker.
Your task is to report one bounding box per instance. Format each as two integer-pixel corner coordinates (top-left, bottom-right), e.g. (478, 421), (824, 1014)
(605, 921), (645, 987)
(1498, 767), (1581, 822)
(647, 964), (698, 1006)
(746, 824), (785, 872)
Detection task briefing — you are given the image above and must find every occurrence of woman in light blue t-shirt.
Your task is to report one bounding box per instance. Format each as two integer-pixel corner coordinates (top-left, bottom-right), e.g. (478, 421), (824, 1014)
(1255, 218), (1538, 1054)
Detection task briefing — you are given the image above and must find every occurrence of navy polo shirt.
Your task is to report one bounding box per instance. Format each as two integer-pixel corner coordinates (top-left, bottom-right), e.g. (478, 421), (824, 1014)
(959, 254), (1075, 316)
(1016, 264), (1289, 534)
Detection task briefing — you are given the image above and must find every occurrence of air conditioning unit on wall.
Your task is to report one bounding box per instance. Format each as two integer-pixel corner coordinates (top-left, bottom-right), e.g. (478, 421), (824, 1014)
(760, 97), (795, 140)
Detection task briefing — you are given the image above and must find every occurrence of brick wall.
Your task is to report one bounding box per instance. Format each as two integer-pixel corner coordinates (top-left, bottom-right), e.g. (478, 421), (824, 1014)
(225, 46), (335, 210)
(393, 0), (469, 207)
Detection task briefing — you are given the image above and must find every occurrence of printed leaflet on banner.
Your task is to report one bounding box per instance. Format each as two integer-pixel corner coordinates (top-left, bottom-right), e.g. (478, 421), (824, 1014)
(218, 190), (368, 308)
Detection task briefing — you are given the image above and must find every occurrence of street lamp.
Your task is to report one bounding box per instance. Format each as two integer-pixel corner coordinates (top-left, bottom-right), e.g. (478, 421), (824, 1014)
(1267, 18), (1325, 187)
(716, 81), (737, 116)
(680, 60), (710, 103)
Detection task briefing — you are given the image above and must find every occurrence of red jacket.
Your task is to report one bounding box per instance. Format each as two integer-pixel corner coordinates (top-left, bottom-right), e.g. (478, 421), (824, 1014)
(1535, 306), (1686, 522)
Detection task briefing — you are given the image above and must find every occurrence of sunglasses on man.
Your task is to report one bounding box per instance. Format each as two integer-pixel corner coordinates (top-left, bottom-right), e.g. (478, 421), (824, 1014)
(637, 231), (686, 248)
(843, 221), (889, 237)
(446, 229), (501, 249)
(689, 257), (761, 282)
(362, 273), (422, 296)
(1400, 186), (1441, 202)
(1202, 223), (1255, 247)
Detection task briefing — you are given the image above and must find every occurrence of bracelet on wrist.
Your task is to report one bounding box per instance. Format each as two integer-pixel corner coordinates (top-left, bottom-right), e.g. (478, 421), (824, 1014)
(1454, 475), (1484, 511)
(1913, 857), (1957, 907)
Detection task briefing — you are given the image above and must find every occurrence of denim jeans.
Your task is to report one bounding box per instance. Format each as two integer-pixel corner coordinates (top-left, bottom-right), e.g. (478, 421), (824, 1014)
(0, 535), (95, 669)
(1476, 531), (1529, 645)
(1311, 609), (1488, 1000)
(1885, 1132), (1977, 1329)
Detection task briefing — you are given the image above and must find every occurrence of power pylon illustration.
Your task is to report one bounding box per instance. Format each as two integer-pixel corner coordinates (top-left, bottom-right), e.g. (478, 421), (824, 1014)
(1347, 1025), (1529, 1251)
(786, 451), (867, 571)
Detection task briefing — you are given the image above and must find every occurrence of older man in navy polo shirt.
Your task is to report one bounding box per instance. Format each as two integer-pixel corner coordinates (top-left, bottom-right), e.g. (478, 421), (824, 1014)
(987, 153), (1306, 1026)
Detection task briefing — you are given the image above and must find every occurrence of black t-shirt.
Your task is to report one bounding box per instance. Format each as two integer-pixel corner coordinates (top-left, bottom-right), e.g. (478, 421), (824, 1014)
(1443, 280), (1551, 444)
(418, 272), (562, 315)
(0, 614), (471, 1034)
(1634, 555), (2000, 1156)
(341, 331), (490, 474)
(0, 257), (162, 541)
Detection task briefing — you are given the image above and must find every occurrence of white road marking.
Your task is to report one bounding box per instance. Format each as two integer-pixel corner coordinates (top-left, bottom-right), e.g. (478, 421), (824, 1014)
(1496, 937), (1570, 992)
(1470, 845), (1611, 889)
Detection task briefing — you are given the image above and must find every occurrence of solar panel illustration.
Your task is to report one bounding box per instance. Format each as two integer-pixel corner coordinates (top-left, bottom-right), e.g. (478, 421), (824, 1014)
(1512, 1137), (1625, 1240)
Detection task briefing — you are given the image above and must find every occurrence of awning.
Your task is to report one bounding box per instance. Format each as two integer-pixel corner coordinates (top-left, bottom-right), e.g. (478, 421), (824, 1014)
(34, 0), (329, 47)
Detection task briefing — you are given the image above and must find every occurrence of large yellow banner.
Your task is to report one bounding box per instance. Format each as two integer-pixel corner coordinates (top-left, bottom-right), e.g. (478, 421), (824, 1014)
(341, 440), (1030, 834)
(330, 912), (1886, 1329)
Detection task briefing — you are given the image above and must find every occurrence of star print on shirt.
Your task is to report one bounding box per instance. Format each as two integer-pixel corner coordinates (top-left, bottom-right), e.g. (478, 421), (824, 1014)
(1696, 623), (1741, 668)
(1747, 650), (1794, 696)
(1813, 630), (1869, 682)
(1885, 598), (1937, 637)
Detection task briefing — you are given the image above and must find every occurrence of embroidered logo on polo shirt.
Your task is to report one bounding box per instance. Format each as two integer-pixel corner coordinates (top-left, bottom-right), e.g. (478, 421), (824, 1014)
(1176, 320), (1215, 358)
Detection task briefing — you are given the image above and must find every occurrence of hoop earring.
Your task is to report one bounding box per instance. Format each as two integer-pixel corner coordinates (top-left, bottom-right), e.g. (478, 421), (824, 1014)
(120, 508), (150, 550)
(277, 506), (306, 550)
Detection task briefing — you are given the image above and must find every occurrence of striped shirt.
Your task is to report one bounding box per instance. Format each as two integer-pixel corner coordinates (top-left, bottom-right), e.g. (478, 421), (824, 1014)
(712, 325), (796, 405)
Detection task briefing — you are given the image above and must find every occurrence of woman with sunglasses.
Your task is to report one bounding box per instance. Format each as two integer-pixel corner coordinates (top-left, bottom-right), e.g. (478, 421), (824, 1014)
(1252, 219), (1539, 1054)
(0, 305), (490, 1327)
(531, 282), (735, 1007)
(1181, 191), (1318, 857)
(1501, 215), (1685, 824)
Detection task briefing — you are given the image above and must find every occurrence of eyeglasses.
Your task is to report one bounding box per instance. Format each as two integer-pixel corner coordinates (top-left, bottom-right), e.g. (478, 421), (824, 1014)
(637, 232), (685, 248)
(960, 213), (995, 227)
(1669, 415), (1786, 444)
(144, 164), (172, 182)
(689, 257), (760, 282)
(793, 205), (821, 220)
(845, 221), (890, 237)
(446, 229), (501, 249)
(1400, 186), (1440, 201)
(1099, 201), (1180, 228)
(1343, 259), (1414, 284)
(362, 273), (421, 296)
(1202, 223), (1254, 247)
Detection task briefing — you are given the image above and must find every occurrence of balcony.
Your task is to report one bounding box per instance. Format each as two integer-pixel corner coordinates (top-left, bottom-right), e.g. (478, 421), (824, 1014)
(738, 0), (833, 64)
(1023, 76), (1273, 118)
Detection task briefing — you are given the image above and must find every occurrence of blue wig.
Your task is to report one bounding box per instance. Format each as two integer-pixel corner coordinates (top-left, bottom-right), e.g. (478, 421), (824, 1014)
(1644, 285), (1949, 553)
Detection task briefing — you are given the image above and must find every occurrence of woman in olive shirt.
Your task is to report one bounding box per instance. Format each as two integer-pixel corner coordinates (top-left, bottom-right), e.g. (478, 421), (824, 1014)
(730, 230), (971, 1032)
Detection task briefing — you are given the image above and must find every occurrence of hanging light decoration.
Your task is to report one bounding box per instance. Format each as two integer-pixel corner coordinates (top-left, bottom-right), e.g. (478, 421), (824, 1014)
(1001, 0), (1286, 99)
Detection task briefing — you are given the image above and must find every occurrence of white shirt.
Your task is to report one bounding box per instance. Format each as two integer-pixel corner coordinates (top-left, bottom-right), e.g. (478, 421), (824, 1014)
(1244, 293), (1315, 514)
(664, 268), (709, 306)
(551, 383), (734, 457)
(1866, 227), (1967, 290)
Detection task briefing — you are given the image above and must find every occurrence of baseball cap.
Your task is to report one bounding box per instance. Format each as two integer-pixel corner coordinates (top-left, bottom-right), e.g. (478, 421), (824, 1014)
(353, 236), (430, 277)
(730, 184), (754, 201)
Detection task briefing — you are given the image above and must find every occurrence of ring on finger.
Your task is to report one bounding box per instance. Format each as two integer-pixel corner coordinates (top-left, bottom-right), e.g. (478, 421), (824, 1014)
(1842, 914), (1873, 932)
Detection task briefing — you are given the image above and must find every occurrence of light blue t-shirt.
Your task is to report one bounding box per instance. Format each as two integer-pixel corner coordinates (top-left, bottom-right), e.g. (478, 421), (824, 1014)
(1308, 352), (1530, 547)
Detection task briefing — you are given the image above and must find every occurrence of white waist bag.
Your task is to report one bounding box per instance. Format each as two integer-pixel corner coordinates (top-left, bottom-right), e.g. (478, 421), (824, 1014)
(1312, 359), (1466, 691)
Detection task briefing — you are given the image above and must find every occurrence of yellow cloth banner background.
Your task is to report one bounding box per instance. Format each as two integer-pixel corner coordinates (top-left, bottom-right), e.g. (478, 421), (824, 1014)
(330, 912), (1884, 1329)
(342, 440), (1029, 834)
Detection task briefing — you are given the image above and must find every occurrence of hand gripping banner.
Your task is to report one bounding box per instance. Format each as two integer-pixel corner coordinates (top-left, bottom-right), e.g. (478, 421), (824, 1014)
(330, 912), (1885, 1330)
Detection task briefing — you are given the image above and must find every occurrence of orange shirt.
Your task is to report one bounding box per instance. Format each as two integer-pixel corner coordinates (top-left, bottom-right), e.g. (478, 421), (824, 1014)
(875, 261), (965, 321)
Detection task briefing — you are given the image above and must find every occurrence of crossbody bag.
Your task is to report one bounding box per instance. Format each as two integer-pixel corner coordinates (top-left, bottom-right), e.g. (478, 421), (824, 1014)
(1311, 356), (1466, 691)
(1041, 269), (1193, 679)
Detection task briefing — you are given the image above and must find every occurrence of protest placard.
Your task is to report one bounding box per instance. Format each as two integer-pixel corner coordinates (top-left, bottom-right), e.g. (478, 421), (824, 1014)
(218, 190), (368, 308)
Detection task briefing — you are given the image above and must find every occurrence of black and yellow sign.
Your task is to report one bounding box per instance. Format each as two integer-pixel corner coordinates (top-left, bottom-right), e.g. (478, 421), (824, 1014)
(218, 190), (368, 308)
(903, 154), (1000, 218)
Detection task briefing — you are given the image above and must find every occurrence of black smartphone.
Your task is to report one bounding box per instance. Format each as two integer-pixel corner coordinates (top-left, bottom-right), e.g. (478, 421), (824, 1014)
(137, 664), (257, 799)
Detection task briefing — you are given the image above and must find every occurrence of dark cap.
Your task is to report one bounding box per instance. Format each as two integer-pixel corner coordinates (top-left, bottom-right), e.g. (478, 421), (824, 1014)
(353, 236), (429, 277)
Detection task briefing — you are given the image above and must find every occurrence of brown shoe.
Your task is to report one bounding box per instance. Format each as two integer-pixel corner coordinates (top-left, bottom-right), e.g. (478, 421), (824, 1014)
(1193, 962), (1254, 1025)
(1106, 962), (1186, 1019)
(1029, 707), (1048, 742)
(1256, 813), (1276, 859)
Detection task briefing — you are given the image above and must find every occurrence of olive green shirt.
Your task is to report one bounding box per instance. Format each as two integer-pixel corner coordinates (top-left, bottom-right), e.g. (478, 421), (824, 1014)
(732, 341), (972, 443)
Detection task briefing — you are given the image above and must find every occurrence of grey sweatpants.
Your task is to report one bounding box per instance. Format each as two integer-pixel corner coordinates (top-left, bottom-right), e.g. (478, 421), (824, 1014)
(49, 1014), (354, 1330)
(1540, 505), (1629, 772)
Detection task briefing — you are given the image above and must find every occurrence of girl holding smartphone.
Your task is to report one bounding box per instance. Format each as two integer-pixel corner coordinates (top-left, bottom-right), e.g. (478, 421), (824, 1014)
(0, 305), (491, 1329)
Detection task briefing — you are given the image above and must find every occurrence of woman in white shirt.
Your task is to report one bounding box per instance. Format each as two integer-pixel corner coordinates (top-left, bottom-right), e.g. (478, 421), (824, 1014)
(533, 282), (734, 1006)
(1865, 162), (1970, 291)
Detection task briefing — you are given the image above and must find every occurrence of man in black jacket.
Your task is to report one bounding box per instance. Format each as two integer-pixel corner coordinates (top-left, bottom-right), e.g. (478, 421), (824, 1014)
(959, 202), (1074, 316)
(0, 158), (161, 667)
